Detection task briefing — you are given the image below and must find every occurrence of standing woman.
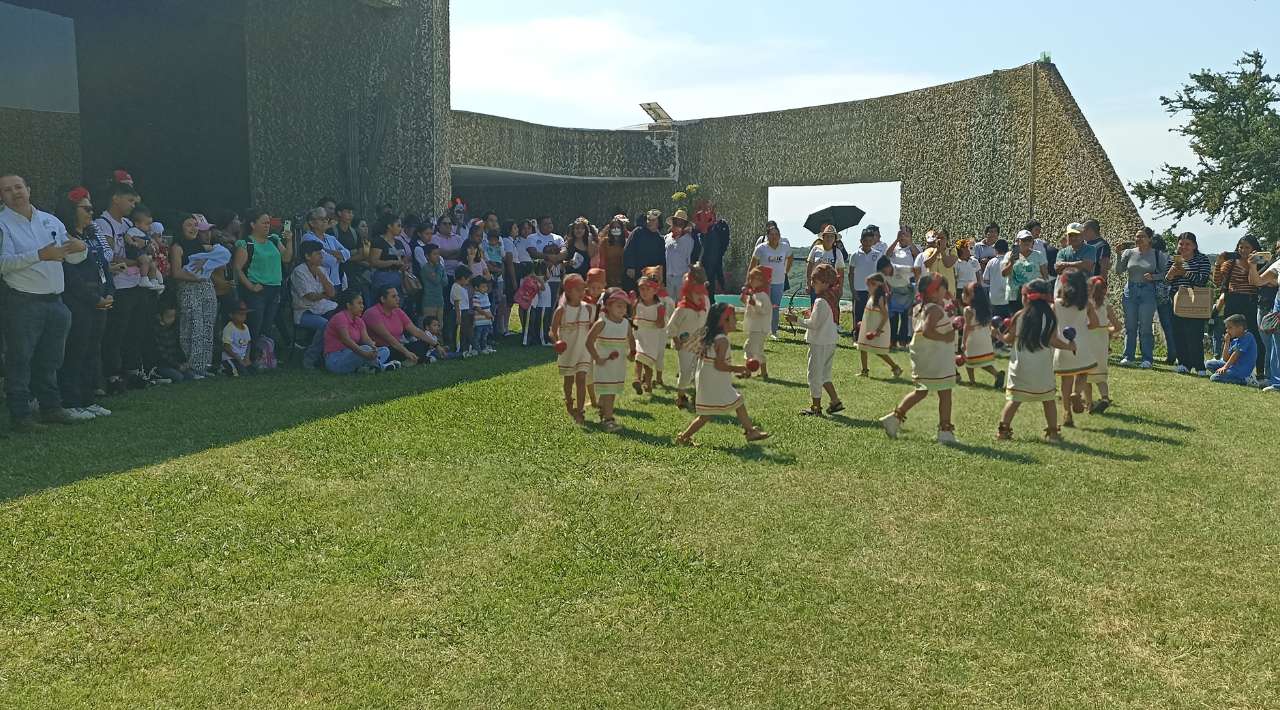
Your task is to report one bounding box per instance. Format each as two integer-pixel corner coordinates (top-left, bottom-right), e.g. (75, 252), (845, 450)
(233, 209), (293, 364)
(564, 217), (595, 281)
(886, 226), (918, 350)
(1113, 227), (1162, 368)
(1215, 234), (1266, 379)
(56, 186), (114, 416)
(1164, 232), (1212, 375)
(169, 214), (218, 377)
(367, 214), (407, 300)
(598, 215), (629, 288)
(748, 221), (793, 336)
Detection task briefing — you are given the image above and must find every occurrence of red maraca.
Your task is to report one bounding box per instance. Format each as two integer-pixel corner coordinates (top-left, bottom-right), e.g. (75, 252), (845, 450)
(554, 340), (568, 354)
(609, 351), (620, 360)
(1062, 326), (1077, 342)
(745, 358), (761, 372)
(951, 316), (965, 331)
(955, 354), (967, 367)
(1002, 317), (1012, 331)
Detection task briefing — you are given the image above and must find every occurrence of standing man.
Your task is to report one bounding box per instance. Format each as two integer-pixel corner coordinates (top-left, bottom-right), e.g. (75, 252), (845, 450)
(1082, 218), (1111, 277)
(849, 226), (886, 328)
(94, 181), (149, 388)
(623, 209), (666, 292)
(302, 207), (349, 289)
(527, 215), (565, 305)
(700, 216), (730, 297)
(664, 209), (696, 297)
(974, 223), (1000, 267)
(329, 201), (367, 293)
(0, 174), (94, 431)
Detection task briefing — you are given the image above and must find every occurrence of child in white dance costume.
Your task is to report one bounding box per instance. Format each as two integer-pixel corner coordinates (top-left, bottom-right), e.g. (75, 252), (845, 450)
(675, 302), (770, 445)
(997, 278), (1079, 442)
(960, 281), (1005, 388)
(584, 268), (606, 410)
(549, 273), (594, 425)
(741, 265), (773, 379)
(586, 288), (636, 433)
(1084, 275), (1120, 414)
(1053, 270), (1098, 428)
(880, 273), (959, 443)
(632, 267), (672, 394)
(666, 272), (709, 412)
(856, 273), (902, 378)
(790, 264), (845, 416)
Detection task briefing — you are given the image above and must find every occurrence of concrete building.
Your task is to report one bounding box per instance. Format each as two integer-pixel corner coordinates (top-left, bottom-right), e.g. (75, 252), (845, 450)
(1, 0), (1140, 282)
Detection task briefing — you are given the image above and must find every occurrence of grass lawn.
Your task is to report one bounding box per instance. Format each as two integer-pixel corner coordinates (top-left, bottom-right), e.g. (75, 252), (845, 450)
(2, 325), (1277, 708)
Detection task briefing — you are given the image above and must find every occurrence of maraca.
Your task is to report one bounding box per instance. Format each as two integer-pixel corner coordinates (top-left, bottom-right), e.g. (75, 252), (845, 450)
(554, 340), (568, 354)
(745, 358), (761, 372)
(1002, 317), (1012, 331)
(1062, 326), (1077, 342)
(609, 351), (620, 360)
(951, 316), (965, 331)
(955, 354), (967, 367)
(991, 316), (1004, 329)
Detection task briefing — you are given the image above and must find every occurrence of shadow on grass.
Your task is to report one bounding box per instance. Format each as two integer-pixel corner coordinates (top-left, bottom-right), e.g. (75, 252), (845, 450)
(1103, 411), (1196, 432)
(948, 442), (1039, 465)
(708, 443), (798, 464)
(1085, 426), (1184, 446)
(759, 378), (809, 390)
(1030, 438), (1150, 462)
(612, 408), (656, 420)
(0, 338), (555, 503)
(827, 414), (881, 430)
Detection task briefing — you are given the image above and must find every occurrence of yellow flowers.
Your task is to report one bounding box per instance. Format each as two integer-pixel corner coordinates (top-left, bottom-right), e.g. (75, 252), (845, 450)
(672, 192), (688, 202)
(672, 185), (700, 204)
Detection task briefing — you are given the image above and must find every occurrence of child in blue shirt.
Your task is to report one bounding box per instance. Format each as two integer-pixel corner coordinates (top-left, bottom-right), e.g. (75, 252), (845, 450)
(1206, 314), (1257, 386)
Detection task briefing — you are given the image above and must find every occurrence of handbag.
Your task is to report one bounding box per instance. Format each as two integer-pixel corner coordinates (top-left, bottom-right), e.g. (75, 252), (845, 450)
(1262, 309), (1280, 335)
(1152, 251), (1172, 304)
(400, 270), (422, 296)
(1172, 286), (1213, 319)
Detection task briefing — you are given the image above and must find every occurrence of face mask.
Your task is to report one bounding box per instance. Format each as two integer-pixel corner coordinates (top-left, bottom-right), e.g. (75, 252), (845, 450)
(610, 228), (622, 237)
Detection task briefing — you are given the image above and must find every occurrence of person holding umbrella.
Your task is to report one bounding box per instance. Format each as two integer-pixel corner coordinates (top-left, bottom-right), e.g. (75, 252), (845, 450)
(749, 221), (792, 337)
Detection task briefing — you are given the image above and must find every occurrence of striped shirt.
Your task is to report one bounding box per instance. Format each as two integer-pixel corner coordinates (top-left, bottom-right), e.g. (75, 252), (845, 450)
(1167, 252), (1211, 292)
(1219, 257), (1258, 296)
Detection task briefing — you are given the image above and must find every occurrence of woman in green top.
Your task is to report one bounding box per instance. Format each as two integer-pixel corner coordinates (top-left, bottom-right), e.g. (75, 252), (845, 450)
(233, 209), (294, 363)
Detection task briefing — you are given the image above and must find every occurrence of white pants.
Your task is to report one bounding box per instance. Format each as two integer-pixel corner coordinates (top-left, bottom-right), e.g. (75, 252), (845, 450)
(745, 330), (767, 363)
(676, 350), (697, 391)
(807, 343), (836, 397)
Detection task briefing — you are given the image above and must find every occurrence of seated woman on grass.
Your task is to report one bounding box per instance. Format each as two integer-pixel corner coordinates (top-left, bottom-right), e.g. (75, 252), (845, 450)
(363, 285), (437, 365)
(323, 289), (395, 374)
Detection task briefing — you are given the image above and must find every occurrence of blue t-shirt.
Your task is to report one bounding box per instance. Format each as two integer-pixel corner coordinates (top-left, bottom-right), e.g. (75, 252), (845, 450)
(1055, 242), (1097, 272)
(1226, 333), (1258, 379)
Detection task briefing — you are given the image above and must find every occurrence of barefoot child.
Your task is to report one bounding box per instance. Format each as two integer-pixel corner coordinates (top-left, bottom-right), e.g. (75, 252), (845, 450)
(1085, 276), (1120, 413)
(586, 288), (635, 432)
(742, 266), (772, 379)
(1053, 270), (1098, 428)
(550, 273), (593, 424)
(675, 302), (770, 445)
(856, 273), (902, 378)
(790, 264), (844, 416)
(997, 279), (1078, 441)
(666, 273), (708, 411)
(879, 273), (958, 443)
(632, 267), (669, 394)
(961, 282), (1004, 388)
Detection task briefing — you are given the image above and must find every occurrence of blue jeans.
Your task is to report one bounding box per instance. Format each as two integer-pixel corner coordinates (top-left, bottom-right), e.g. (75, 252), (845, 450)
(1156, 296), (1176, 362)
(297, 311), (330, 367)
(475, 324), (493, 351)
(325, 345), (391, 374)
(154, 366), (195, 382)
(242, 284), (281, 360)
(3, 293), (71, 419)
(1122, 282), (1156, 362)
(1268, 330), (1280, 387)
(769, 283), (785, 333)
(1206, 359), (1251, 386)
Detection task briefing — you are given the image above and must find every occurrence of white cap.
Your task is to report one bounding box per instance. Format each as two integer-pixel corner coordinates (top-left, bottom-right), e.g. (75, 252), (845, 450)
(151, 221), (165, 236)
(1016, 229), (1035, 241)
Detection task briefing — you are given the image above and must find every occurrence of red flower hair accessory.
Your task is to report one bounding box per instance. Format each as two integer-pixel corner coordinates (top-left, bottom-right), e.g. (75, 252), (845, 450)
(67, 186), (90, 203)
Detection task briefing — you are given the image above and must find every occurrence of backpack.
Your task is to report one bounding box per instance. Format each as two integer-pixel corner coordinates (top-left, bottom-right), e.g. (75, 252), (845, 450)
(255, 335), (278, 370)
(238, 235), (282, 274)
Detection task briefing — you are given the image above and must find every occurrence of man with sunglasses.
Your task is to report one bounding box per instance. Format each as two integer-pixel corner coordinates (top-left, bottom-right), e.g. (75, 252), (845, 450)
(0, 174), (92, 432)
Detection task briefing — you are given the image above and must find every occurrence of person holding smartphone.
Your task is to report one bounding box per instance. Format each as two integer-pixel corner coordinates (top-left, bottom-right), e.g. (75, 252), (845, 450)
(1214, 235), (1266, 380)
(233, 209), (293, 366)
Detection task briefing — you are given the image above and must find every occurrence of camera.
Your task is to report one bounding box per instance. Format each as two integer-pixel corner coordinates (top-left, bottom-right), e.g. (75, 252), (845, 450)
(1222, 251), (1239, 261)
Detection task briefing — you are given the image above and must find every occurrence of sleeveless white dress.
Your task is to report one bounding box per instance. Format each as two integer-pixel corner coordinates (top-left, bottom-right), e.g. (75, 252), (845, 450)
(556, 302), (594, 376)
(910, 303), (956, 391)
(633, 298), (670, 370)
(857, 305), (892, 354)
(1087, 303), (1111, 383)
(695, 334), (744, 415)
(592, 316), (631, 396)
(1052, 303), (1096, 376)
(1006, 314), (1057, 402)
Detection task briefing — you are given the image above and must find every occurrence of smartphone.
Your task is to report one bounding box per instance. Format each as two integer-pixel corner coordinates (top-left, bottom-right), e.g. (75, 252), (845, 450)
(1222, 251), (1239, 261)
(282, 220), (292, 234)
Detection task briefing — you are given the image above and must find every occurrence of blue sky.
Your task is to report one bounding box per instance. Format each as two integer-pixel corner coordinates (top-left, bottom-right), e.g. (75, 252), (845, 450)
(452, 0), (1279, 250)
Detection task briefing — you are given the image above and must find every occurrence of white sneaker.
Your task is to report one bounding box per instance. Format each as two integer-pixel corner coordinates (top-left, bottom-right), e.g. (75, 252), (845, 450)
(1196, 369), (1210, 377)
(1119, 358), (1134, 366)
(1174, 365), (1188, 374)
(85, 404), (112, 417)
(879, 413), (901, 439)
(1139, 361), (1153, 369)
(937, 429), (958, 445)
(1263, 385), (1280, 393)
(70, 407), (98, 419)
(482, 347), (496, 355)
(383, 360), (402, 371)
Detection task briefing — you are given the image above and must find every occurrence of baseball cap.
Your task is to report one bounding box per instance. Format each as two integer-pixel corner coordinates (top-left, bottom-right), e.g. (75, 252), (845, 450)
(150, 221), (165, 236)
(1065, 222), (1084, 235)
(1016, 229), (1035, 241)
(194, 214), (212, 232)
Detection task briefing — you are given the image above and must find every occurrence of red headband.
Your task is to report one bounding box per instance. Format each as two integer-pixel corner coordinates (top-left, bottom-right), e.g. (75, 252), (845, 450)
(67, 186), (89, 203)
(677, 274), (709, 312)
(604, 289), (633, 307)
(1024, 290), (1048, 302)
(1089, 275), (1106, 286)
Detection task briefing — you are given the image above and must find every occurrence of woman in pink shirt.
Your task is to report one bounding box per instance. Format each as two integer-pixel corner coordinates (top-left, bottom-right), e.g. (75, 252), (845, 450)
(362, 285), (435, 365)
(323, 289), (394, 374)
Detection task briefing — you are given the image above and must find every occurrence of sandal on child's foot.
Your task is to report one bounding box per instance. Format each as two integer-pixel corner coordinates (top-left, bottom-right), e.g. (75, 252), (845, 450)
(1044, 427), (1063, 443)
(857, 370), (870, 377)
(601, 418), (620, 433)
(799, 406), (822, 417)
(995, 423), (1013, 441)
(745, 428), (771, 442)
(891, 367), (904, 379)
(1090, 399), (1111, 414)
(573, 410), (586, 425)
(1062, 417), (1075, 428)
(632, 382), (643, 395)
(826, 401), (845, 415)
(994, 371), (1006, 390)
(674, 435), (696, 447)
(1071, 393), (1086, 414)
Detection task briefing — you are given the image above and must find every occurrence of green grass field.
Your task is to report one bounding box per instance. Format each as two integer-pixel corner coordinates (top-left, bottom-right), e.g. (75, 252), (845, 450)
(2, 327), (1277, 708)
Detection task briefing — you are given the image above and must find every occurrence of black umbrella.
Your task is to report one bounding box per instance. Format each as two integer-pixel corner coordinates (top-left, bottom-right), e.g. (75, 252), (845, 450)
(803, 205), (865, 234)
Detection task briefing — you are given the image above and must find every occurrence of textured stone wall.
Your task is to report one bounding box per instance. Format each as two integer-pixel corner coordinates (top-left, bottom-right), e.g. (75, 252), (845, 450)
(451, 111), (676, 181)
(455, 181), (678, 231)
(0, 107), (81, 208)
(244, 0), (451, 217)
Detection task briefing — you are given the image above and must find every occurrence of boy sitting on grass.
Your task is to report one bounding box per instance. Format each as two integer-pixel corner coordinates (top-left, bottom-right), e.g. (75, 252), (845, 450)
(1206, 314), (1257, 387)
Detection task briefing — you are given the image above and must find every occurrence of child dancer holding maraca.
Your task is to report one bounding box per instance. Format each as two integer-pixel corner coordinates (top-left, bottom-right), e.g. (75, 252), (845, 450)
(879, 273), (959, 443)
(857, 273), (903, 378)
(586, 288), (636, 432)
(666, 271), (708, 411)
(675, 303), (770, 446)
(1052, 270), (1098, 428)
(791, 264), (845, 416)
(959, 282), (1005, 388)
(632, 267), (672, 394)
(997, 279), (1078, 442)
(742, 266), (772, 379)
(1084, 275), (1120, 413)
(550, 274), (593, 425)
(584, 268), (607, 410)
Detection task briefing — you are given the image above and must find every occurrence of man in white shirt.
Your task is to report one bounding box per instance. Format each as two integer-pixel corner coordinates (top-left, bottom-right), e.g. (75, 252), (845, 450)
(0, 174), (93, 431)
(301, 207), (349, 288)
(664, 209), (696, 296)
(983, 239), (1011, 316)
(529, 216), (564, 305)
(849, 226), (887, 328)
(974, 223), (1000, 266)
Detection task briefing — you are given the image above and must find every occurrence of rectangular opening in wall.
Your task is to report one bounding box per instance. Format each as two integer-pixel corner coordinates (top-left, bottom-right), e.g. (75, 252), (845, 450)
(767, 182), (901, 301)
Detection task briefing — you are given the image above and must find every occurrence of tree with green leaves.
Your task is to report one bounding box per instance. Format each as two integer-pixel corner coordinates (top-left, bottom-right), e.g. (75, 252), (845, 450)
(1132, 51), (1279, 249)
